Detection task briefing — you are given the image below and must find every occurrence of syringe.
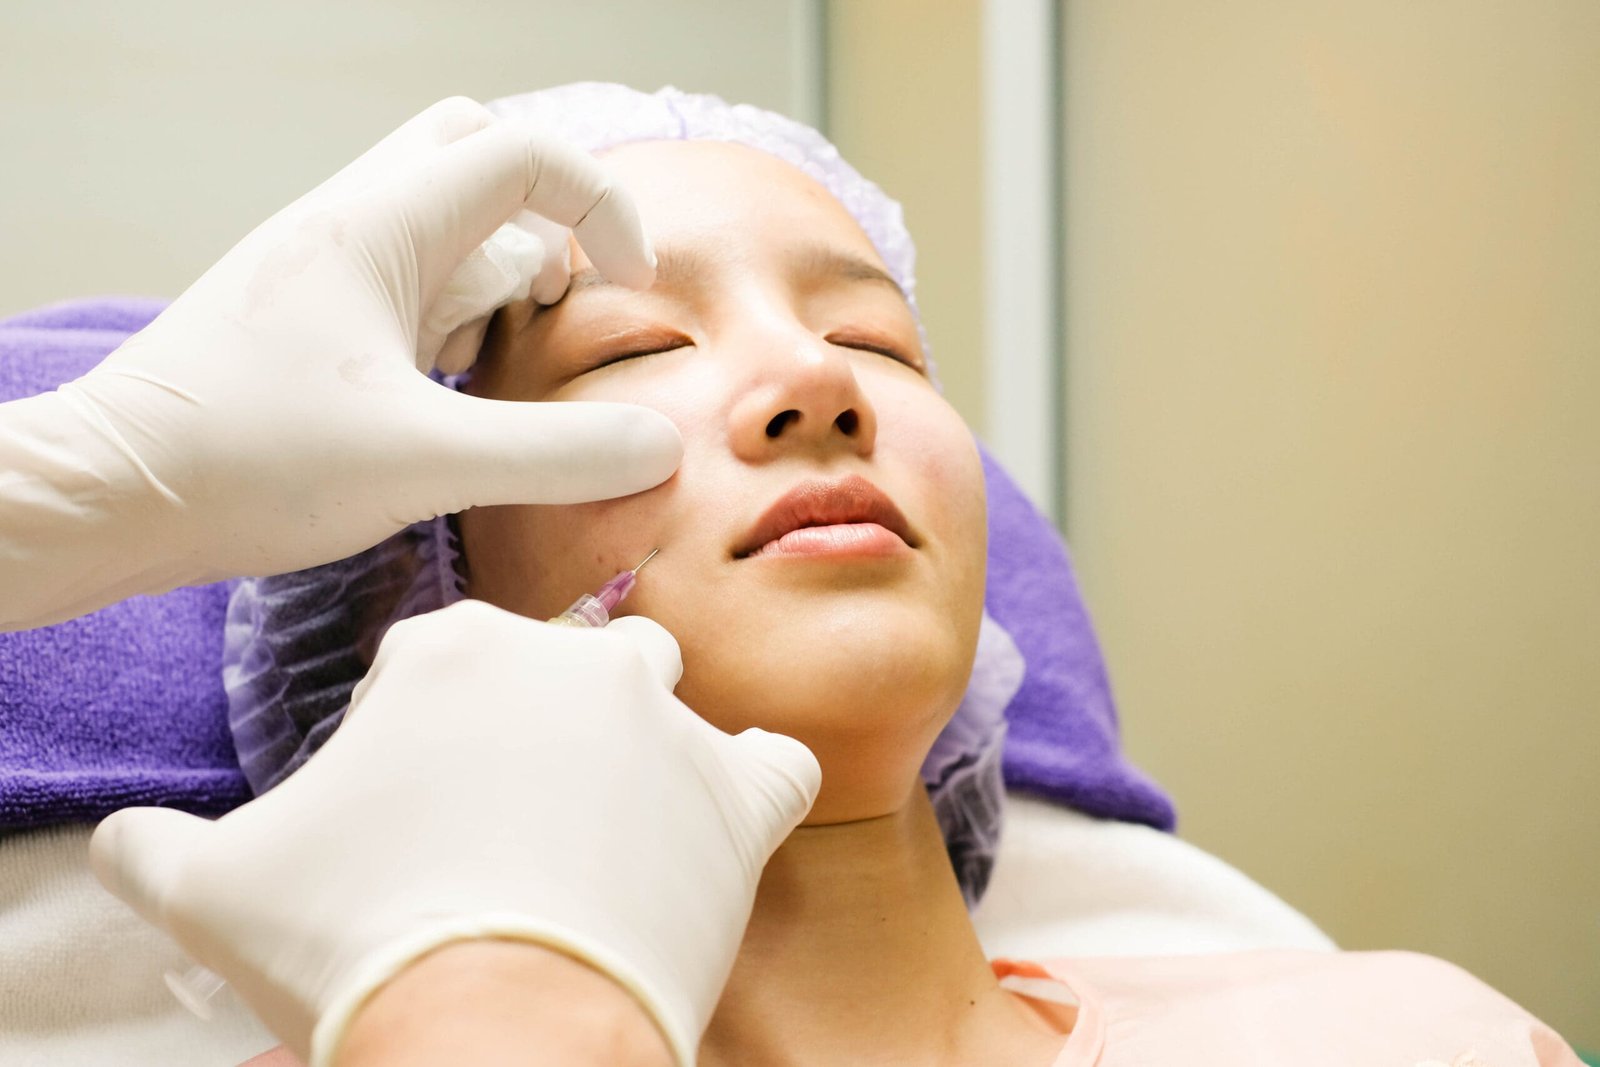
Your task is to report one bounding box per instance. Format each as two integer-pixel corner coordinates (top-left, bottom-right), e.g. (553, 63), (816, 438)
(165, 548), (664, 1020)
(547, 548), (659, 628)
(163, 963), (227, 1020)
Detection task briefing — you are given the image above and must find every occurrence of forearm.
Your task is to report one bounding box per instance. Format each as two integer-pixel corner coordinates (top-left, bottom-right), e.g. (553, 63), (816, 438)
(333, 940), (676, 1067)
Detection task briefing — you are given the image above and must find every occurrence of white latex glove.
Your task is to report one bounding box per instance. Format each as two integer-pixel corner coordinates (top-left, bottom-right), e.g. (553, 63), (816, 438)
(0, 97), (681, 631)
(88, 601), (820, 1067)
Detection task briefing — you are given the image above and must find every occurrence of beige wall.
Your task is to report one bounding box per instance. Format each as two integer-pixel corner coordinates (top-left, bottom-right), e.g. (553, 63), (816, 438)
(0, 0), (809, 316)
(1062, 0), (1600, 1047)
(826, 0), (987, 434)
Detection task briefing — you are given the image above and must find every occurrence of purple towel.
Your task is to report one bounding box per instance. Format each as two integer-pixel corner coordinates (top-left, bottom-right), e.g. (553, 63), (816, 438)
(0, 297), (1173, 832)
(983, 452), (1176, 829)
(0, 298), (251, 827)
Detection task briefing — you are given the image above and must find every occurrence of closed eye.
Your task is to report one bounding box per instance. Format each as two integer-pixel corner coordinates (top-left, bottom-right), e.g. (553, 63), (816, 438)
(586, 339), (694, 373)
(828, 335), (923, 372)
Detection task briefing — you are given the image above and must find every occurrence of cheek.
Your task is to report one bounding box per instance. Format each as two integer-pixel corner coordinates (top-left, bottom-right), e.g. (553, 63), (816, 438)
(460, 491), (682, 619)
(459, 378), (727, 620)
(876, 385), (988, 555)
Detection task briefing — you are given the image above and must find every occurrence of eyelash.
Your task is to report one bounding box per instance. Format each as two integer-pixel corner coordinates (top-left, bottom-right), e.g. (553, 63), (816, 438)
(832, 338), (916, 368)
(587, 341), (692, 372)
(583, 335), (920, 373)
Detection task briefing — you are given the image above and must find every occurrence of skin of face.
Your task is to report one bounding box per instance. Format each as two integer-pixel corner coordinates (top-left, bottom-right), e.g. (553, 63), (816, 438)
(458, 139), (988, 824)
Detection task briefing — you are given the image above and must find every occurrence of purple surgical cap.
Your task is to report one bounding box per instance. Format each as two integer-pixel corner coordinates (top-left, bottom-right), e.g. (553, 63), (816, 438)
(225, 84), (1172, 909)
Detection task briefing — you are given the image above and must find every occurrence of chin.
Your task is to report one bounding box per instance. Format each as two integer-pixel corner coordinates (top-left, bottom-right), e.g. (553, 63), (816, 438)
(673, 598), (975, 811)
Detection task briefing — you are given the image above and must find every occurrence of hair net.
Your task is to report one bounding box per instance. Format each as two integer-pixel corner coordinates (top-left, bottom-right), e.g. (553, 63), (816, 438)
(224, 83), (1010, 906)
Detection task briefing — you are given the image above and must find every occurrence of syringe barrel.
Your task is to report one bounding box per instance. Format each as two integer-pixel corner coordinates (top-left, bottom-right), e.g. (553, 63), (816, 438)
(549, 594), (610, 629)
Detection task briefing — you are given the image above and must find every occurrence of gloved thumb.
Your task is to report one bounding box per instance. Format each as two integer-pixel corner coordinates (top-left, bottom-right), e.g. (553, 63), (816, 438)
(605, 614), (684, 691)
(413, 387), (683, 506)
(89, 806), (213, 930)
(726, 728), (823, 828)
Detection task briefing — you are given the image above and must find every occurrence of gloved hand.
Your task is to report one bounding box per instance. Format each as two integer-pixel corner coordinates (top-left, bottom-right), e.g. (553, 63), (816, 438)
(0, 97), (681, 630)
(89, 601), (820, 1067)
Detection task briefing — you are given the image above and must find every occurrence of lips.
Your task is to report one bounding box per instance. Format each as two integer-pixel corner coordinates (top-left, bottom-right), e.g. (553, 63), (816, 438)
(735, 475), (915, 559)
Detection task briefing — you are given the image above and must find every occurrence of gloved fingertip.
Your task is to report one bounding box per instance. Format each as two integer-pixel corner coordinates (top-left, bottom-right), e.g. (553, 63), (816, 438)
(614, 406), (684, 488)
(425, 396), (683, 505)
(89, 807), (210, 926)
(733, 729), (823, 814)
(604, 615), (684, 690)
(521, 402), (684, 500)
(639, 230), (658, 283)
(572, 187), (654, 291)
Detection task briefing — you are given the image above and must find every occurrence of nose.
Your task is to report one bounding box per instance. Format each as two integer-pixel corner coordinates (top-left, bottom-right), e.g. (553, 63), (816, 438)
(727, 335), (878, 463)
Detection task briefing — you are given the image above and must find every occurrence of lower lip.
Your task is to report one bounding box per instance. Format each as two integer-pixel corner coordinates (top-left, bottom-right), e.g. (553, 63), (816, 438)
(746, 523), (910, 560)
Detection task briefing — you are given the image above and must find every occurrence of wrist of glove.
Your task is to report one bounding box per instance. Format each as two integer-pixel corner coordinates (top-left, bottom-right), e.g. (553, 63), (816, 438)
(88, 602), (821, 1067)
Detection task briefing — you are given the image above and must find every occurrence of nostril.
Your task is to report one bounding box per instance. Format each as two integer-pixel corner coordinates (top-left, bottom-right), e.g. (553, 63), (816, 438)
(835, 409), (859, 436)
(766, 410), (800, 438)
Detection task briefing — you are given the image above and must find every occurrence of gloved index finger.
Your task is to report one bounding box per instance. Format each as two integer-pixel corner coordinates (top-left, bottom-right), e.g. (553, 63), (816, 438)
(509, 122), (655, 290)
(371, 120), (654, 329)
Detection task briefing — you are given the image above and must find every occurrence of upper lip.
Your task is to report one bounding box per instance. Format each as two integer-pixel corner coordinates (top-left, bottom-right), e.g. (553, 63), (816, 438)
(735, 475), (916, 558)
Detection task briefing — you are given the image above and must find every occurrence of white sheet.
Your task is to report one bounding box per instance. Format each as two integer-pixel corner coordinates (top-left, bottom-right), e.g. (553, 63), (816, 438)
(0, 795), (1333, 1066)
(0, 823), (276, 1066)
(975, 796), (1335, 958)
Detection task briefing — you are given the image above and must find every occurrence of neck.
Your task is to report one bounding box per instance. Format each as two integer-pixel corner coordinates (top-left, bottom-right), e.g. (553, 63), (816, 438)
(699, 786), (1061, 1066)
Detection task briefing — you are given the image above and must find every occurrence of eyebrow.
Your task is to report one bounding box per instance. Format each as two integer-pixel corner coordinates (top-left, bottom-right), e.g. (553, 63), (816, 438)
(564, 241), (905, 301)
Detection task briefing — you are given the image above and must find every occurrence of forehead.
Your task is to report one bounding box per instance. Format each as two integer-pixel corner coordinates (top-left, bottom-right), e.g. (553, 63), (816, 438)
(590, 139), (883, 266)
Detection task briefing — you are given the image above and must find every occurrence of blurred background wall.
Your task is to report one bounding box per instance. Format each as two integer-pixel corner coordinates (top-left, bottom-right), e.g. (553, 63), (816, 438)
(4, 0), (1593, 1048)
(1057, 0), (1599, 1047)
(0, 0), (821, 315)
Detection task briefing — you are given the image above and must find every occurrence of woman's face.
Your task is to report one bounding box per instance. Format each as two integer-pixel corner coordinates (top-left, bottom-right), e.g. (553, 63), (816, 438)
(460, 140), (987, 822)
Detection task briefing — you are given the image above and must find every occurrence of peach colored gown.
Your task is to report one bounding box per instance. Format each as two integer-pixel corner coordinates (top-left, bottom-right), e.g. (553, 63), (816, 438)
(995, 950), (1581, 1066)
